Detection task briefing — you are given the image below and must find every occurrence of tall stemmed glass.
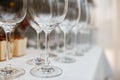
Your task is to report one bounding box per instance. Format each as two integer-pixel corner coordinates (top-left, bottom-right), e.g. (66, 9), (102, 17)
(0, 0), (27, 79)
(55, 0), (81, 63)
(79, 0), (89, 54)
(82, 2), (92, 52)
(73, 0), (89, 56)
(26, 15), (44, 65)
(28, 0), (68, 78)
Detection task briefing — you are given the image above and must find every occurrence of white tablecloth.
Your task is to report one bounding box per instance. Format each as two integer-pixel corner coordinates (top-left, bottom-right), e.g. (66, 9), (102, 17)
(0, 47), (113, 80)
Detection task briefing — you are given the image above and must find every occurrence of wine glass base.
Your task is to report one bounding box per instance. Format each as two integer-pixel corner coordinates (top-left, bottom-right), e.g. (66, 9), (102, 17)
(49, 53), (57, 58)
(0, 67), (25, 80)
(72, 52), (84, 56)
(30, 65), (62, 78)
(55, 57), (76, 63)
(27, 58), (45, 66)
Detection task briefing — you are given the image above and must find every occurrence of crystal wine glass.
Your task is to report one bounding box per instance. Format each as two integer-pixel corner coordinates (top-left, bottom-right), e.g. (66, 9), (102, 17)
(26, 15), (45, 65)
(81, 3), (93, 52)
(72, 0), (89, 56)
(78, 0), (90, 55)
(55, 0), (81, 63)
(0, 0), (27, 79)
(28, 0), (68, 78)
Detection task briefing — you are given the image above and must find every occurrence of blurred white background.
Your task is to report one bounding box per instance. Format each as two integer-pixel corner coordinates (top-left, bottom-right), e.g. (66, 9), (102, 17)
(93, 0), (120, 79)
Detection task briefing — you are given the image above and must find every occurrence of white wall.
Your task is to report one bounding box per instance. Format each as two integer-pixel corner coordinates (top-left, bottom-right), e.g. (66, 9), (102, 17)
(93, 0), (117, 79)
(94, 0), (114, 49)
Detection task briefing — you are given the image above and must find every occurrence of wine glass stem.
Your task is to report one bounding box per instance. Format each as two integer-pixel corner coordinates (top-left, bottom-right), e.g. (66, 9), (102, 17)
(3, 25), (14, 66)
(63, 32), (67, 57)
(74, 32), (77, 54)
(36, 32), (42, 59)
(80, 31), (83, 51)
(89, 32), (91, 46)
(87, 34), (88, 49)
(83, 32), (85, 50)
(84, 32), (87, 50)
(85, 0), (89, 27)
(45, 32), (50, 66)
(36, 33), (39, 49)
(86, 33), (87, 46)
(57, 33), (60, 50)
(5, 31), (11, 65)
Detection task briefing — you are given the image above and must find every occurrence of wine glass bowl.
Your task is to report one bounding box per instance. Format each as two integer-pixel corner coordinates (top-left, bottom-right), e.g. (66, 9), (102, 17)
(29, 0), (53, 33)
(59, 1), (80, 32)
(0, 0), (26, 26)
(29, 0), (68, 33)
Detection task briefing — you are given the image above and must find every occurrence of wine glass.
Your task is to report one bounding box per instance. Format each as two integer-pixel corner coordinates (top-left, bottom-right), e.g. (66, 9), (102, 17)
(0, 0), (27, 79)
(55, 0), (81, 63)
(82, 3), (93, 52)
(28, 0), (68, 78)
(26, 15), (45, 65)
(79, 0), (90, 54)
(72, 0), (89, 56)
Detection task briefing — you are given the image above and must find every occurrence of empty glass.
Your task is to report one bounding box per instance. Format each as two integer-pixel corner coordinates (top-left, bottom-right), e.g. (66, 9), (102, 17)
(0, 0), (27, 79)
(55, 0), (81, 63)
(28, 0), (68, 78)
(26, 15), (45, 65)
(73, 0), (89, 56)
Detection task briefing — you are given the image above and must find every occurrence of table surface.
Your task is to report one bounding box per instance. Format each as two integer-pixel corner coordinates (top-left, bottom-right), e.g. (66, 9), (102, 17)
(0, 47), (110, 80)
